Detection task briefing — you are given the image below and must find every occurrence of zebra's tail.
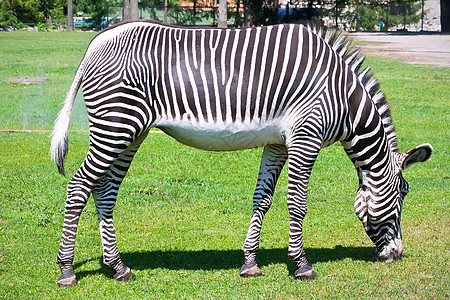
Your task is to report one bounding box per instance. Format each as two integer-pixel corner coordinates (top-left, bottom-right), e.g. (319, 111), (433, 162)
(50, 62), (85, 176)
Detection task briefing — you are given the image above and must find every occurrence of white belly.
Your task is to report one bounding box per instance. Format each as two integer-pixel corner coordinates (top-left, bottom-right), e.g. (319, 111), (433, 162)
(156, 120), (285, 151)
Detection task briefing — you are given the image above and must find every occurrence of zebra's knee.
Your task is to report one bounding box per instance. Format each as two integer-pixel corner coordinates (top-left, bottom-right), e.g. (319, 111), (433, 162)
(252, 195), (273, 214)
(93, 183), (118, 221)
(66, 174), (93, 204)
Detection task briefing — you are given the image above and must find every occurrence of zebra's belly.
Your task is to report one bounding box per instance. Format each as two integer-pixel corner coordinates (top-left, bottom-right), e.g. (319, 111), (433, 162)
(156, 121), (285, 151)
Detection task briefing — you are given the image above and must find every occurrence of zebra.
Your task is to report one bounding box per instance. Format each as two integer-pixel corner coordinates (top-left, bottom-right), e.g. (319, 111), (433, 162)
(51, 20), (433, 286)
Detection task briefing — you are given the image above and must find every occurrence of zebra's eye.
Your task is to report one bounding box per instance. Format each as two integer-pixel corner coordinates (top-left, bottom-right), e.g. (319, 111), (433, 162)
(401, 186), (408, 195)
(399, 181), (409, 196)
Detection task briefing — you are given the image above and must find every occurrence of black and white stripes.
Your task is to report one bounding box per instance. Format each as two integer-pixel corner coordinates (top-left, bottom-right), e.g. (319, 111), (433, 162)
(51, 20), (432, 286)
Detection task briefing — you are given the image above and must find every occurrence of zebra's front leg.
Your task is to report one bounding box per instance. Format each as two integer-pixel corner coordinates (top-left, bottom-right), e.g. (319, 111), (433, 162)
(240, 144), (287, 277)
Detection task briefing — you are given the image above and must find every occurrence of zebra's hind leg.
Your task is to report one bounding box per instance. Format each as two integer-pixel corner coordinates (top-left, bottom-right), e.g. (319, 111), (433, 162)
(56, 149), (109, 287)
(93, 131), (149, 282)
(286, 134), (321, 280)
(240, 144), (288, 277)
(56, 130), (148, 287)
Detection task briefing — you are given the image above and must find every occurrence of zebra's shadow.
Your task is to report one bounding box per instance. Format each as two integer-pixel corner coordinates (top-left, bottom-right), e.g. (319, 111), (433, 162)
(73, 245), (375, 280)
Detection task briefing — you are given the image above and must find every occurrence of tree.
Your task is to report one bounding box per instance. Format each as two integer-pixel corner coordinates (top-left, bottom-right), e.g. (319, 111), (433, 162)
(346, 0), (422, 31)
(41, 0), (55, 26)
(123, 0), (130, 20)
(351, 3), (385, 30)
(218, 0), (227, 27)
(74, 0), (114, 29)
(0, 0), (65, 27)
(442, 0), (450, 32)
(389, 1), (422, 29)
(0, 0), (21, 26)
(242, 0), (274, 26)
(67, 0), (74, 31)
(123, 0), (138, 20)
(130, 0), (138, 19)
(243, 0), (327, 26)
(243, 0), (251, 26)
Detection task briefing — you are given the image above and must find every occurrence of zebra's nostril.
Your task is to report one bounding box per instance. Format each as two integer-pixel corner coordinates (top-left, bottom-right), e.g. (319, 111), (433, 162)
(377, 246), (394, 263)
(377, 239), (403, 262)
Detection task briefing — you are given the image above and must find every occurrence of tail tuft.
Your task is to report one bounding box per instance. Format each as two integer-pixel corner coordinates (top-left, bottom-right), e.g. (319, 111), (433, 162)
(50, 61), (84, 176)
(51, 108), (71, 176)
(50, 134), (68, 176)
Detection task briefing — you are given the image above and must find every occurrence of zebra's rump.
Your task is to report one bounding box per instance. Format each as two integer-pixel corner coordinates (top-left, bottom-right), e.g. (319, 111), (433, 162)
(156, 120), (285, 151)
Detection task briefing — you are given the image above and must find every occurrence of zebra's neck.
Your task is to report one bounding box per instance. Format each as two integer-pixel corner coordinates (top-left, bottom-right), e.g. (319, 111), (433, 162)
(342, 85), (395, 178)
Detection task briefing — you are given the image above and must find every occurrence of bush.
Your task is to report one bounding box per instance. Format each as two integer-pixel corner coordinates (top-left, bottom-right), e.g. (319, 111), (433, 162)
(37, 22), (49, 32)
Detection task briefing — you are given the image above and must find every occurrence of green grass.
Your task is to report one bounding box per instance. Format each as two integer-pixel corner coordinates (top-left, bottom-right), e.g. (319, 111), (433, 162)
(0, 31), (449, 299)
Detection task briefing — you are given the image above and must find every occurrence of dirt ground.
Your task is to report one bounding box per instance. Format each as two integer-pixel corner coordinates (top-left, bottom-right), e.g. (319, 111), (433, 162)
(349, 32), (450, 67)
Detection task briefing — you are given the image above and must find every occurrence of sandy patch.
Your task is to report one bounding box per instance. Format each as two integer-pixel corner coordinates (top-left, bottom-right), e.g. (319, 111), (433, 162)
(349, 32), (450, 67)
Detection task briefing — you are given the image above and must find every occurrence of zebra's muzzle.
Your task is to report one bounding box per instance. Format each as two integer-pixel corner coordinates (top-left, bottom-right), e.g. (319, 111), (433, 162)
(377, 239), (403, 262)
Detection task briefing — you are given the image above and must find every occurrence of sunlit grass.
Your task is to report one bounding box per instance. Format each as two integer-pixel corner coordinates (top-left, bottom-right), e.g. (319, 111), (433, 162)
(0, 30), (448, 299)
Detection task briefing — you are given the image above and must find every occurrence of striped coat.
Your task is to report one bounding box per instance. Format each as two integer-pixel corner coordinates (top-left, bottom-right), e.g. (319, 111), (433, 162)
(51, 21), (432, 286)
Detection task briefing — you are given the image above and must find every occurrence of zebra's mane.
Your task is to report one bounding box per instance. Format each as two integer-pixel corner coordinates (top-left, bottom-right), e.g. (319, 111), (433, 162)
(309, 25), (398, 152)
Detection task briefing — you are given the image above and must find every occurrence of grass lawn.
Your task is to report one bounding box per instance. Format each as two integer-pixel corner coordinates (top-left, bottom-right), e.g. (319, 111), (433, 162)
(0, 30), (448, 299)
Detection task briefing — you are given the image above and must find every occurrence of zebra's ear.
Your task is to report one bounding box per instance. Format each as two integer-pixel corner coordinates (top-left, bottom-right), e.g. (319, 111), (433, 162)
(400, 143), (433, 171)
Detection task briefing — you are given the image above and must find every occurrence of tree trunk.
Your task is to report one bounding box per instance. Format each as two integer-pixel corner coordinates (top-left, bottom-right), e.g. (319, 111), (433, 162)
(442, 0), (450, 32)
(44, 8), (53, 27)
(271, 0), (278, 25)
(235, 0), (240, 26)
(243, 0), (252, 27)
(130, 0), (139, 19)
(164, 0), (168, 23)
(123, 0), (131, 20)
(67, 0), (74, 31)
(218, 0), (227, 28)
(124, 0), (139, 20)
(307, 0), (314, 20)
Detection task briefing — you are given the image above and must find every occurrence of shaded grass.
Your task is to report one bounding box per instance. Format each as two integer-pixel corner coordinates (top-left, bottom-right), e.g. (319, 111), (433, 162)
(0, 31), (449, 299)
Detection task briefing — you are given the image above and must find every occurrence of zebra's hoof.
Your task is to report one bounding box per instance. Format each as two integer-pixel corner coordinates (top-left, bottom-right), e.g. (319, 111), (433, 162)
(239, 261), (263, 277)
(57, 271), (77, 287)
(113, 266), (136, 281)
(294, 263), (316, 280)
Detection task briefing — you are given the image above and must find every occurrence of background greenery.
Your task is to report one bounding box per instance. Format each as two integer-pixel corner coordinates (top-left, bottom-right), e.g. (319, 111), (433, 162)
(0, 0), (427, 30)
(0, 31), (448, 298)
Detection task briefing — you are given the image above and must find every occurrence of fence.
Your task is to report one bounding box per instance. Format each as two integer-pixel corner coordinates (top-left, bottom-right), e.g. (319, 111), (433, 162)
(93, 0), (441, 32)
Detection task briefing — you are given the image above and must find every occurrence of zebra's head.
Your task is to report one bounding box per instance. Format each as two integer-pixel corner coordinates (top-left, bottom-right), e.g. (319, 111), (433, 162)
(354, 143), (433, 262)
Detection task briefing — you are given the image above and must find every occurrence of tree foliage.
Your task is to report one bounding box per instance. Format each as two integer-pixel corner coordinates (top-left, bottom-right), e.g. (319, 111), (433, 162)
(250, 0), (423, 30)
(0, 0), (118, 28)
(0, 0), (425, 30)
(0, 0), (66, 27)
(75, 0), (109, 28)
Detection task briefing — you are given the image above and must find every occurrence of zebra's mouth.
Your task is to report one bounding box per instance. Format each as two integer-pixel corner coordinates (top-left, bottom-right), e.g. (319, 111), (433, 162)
(377, 239), (403, 262)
